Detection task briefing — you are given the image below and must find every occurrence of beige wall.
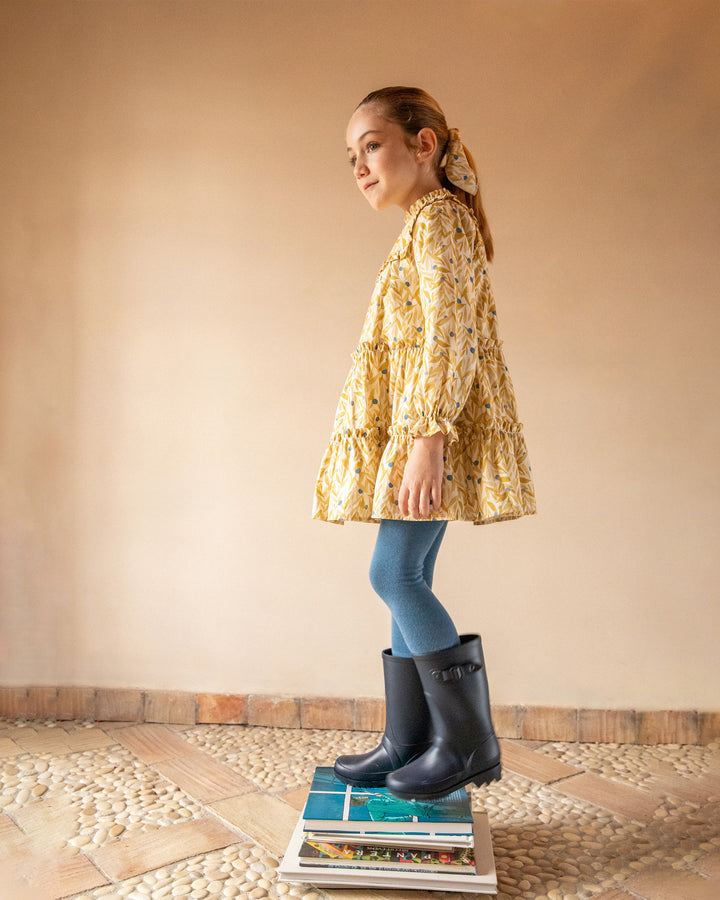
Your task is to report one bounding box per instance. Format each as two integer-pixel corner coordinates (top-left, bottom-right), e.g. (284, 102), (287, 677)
(1, 0), (718, 710)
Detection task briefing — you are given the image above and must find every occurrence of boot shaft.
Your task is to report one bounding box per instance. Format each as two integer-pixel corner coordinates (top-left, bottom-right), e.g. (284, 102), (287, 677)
(413, 635), (496, 748)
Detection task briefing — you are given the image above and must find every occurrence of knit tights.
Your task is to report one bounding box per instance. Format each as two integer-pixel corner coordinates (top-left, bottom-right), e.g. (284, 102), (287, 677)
(369, 519), (459, 658)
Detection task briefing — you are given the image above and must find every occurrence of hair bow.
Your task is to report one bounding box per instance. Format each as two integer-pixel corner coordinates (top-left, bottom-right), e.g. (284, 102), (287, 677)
(440, 128), (478, 196)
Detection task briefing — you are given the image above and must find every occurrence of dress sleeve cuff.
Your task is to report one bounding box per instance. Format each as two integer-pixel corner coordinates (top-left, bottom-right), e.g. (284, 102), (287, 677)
(409, 413), (459, 445)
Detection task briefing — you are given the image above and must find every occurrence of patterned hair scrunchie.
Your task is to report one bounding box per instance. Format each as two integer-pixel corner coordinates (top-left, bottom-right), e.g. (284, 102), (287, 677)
(440, 128), (478, 196)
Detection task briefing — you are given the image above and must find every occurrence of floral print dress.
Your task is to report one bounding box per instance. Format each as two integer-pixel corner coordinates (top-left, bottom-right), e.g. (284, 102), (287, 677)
(313, 189), (536, 525)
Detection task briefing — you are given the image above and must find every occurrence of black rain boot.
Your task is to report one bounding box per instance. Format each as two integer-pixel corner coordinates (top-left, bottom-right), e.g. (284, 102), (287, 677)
(333, 649), (433, 787)
(385, 634), (501, 800)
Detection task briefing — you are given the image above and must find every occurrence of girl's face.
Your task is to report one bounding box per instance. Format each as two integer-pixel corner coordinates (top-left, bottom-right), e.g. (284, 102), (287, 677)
(346, 105), (441, 212)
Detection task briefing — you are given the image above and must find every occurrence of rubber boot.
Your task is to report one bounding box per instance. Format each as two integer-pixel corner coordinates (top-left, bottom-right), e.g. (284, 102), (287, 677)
(385, 634), (501, 800)
(333, 649), (433, 787)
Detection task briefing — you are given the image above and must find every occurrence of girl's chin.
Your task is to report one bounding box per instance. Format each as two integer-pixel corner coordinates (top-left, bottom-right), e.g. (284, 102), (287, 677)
(365, 194), (390, 211)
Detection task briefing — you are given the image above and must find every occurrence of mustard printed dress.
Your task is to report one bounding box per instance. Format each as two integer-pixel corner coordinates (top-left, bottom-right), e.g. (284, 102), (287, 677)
(313, 189), (536, 525)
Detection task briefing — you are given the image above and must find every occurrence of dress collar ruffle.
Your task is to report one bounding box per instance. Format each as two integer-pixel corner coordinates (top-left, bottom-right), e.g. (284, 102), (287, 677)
(404, 188), (455, 224)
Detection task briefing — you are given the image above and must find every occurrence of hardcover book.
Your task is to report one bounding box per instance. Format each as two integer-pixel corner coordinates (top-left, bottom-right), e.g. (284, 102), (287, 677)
(302, 766), (473, 835)
(299, 838), (476, 874)
(280, 811), (497, 893)
(304, 830), (473, 850)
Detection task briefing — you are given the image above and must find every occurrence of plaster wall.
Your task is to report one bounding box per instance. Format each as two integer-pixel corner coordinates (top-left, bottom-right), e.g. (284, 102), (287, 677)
(1, 0), (718, 708)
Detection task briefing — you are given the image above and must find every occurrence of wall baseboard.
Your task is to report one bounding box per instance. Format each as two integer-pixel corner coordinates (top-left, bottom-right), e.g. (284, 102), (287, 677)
(1, 686), (718, 744)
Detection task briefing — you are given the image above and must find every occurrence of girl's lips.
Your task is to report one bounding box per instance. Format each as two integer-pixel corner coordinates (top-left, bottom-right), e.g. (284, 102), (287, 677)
(363, 181), (378, 192)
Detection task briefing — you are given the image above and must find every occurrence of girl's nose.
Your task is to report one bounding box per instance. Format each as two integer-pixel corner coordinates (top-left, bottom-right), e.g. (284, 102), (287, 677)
(355, 158), (369, 178)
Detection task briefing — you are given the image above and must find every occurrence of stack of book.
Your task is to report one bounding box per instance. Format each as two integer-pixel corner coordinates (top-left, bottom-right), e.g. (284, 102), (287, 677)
(279, 766), (497, 893)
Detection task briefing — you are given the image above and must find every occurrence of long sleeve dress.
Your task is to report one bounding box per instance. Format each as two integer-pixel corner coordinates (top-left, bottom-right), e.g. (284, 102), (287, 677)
(313, 188), (536, 525)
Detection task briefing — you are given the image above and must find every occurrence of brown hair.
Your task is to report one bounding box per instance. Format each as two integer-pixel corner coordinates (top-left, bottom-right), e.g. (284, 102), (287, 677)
(357, 86), (494, 262)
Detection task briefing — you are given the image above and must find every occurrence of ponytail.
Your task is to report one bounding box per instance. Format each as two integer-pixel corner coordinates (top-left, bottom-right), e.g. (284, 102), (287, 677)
(440, 141), (494, 263)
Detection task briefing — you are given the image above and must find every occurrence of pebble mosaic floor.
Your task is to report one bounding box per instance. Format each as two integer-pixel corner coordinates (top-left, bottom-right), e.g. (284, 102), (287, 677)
(0, 719), (718, 900)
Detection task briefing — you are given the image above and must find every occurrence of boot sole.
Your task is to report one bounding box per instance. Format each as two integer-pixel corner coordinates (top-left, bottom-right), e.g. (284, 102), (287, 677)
(387, 762), (502, 801)
(333, 770), (388, 787)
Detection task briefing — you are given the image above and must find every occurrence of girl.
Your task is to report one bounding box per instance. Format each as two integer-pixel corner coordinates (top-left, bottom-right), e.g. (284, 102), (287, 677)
(313, 87), (536, 800)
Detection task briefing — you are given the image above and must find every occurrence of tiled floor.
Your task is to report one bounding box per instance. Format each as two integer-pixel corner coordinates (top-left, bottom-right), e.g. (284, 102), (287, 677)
(0, 720), (718, 900)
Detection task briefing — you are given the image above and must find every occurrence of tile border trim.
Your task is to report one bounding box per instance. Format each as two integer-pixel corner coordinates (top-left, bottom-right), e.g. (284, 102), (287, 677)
(1, 687), (718, 744)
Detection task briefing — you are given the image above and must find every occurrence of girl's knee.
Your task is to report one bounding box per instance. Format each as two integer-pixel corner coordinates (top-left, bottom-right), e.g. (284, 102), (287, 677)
(368, 551), (396, 599)
(369, 552), (424, 606)
(370, 519), (445, 601)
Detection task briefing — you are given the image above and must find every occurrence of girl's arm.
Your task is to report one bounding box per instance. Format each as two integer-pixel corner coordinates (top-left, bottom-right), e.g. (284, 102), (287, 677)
(398, 203), (477, 518)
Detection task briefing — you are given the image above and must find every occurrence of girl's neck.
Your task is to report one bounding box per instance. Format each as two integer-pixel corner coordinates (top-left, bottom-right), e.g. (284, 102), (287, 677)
(399, 174), (443, 212)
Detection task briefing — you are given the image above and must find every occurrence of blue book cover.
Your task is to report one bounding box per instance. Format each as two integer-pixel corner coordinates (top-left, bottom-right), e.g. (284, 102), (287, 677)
(302, 767), (473, 834)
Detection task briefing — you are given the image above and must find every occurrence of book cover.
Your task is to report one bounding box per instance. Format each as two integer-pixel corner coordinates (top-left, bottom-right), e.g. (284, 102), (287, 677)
(305, 830), (473, 850)
(299, 838), (476, 874)
(279, 811), (497, 894)
(303, 766), (473, 834)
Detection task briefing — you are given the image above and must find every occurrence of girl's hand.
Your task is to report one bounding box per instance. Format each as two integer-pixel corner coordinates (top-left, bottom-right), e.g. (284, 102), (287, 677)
(399, 432), (445, 519)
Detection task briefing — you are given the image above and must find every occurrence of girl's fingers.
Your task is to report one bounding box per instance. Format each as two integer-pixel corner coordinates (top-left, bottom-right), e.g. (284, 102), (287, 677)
(399, 483), (442, 519)
(408, 489), (417, 519)
(400, 478), (442, 518)
(418, 486), (431, 519)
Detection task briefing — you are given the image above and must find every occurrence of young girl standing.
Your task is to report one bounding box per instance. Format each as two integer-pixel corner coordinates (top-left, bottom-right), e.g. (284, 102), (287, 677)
(313, 87), (536, 800)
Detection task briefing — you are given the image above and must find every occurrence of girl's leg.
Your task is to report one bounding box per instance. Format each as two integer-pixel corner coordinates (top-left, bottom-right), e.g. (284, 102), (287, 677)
(390, 520), (448, 656)
(371, 519), (459, 658)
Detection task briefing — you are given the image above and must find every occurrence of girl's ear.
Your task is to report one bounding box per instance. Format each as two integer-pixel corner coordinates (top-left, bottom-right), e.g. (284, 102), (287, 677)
(416, 127), (439, 162)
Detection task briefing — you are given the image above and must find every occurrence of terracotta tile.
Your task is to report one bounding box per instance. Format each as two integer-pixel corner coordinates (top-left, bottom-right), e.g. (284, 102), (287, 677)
(1, 842), (108, 900)
(112, 723), (194, 762)
(695, 849), (720, 879)
(499, 739), (580, 783)
(197, 693), (248, 724)
(95, 688), (144, 722)
(553, 772), (659, 822)
(493, 704), (524, 739)
(522, 706), (578, 741)
(624, 867), (716, 900)
(701, 750), (720, 781)
(0, 687), (28, 718)
(699, 711), (720, 744)
(281, 785), (311, 812)
(588, 892), (634, 900)
(64, 726), (115, 751)
(247, 695), (301, 729)
(144, 690), (197, 725)
(95, 719), (136, 731)
(26, 687), (58, 719)
(57, 687), (96, 720)
(637, 710), (699, 744)
(13, 793), (79, 850)
(210, 792), (298, 856)
(0, 869), (35, 900)
(646, 761), (718, 804)
(703, 770), (720, 795)
(578, 708), (637, 743)
(14, 726), (72, 755)
(89, 815), (237, 881)
(354, 697), (384, 732)
(154, 751), (257, 802)
(301, 697), (354, 730)
(0, 736), (22, 758)
(0, 812), (22, 839)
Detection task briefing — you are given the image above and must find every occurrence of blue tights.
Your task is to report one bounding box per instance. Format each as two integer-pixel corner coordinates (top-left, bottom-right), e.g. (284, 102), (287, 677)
(369, 519), (460, 658)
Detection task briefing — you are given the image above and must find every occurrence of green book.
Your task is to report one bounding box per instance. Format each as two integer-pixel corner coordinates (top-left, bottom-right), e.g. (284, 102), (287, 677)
(302, 766), (473, 835)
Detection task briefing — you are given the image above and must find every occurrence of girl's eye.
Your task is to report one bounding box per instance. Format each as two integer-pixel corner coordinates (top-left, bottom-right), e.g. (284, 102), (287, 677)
(348, 156), (357, 167)
(367, 142), (380, 152)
